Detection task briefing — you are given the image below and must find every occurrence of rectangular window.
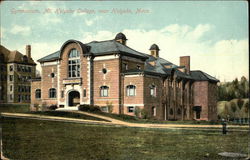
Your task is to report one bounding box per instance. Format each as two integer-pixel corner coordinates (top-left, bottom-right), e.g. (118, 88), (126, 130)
(61, 91), (64, 98)
(101, 106), (108, 112)
(10, 85), (13, 92)
(127, 106), (134, 113)
(9, 65), (13, 72)
(100, 86), (109, 97)
(83, 89), (86, 97)
(9, 75), (13, 81)
(18, 95), (21, 102)
(123, 63), (128, 70)
(127, 85), (136, 96)
(10, 94), (13, 100)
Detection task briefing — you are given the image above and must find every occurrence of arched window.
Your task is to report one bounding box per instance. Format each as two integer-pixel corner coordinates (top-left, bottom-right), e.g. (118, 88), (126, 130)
(49, 88), (56, 98)
(68, 49), (80, 78)
(152, 106), (156, 116)
(170, 108), (173, 115)
(150, 85), (156, 97)
(35, 89), (41, 99)
(127, 85), (136, 96)
(100, 86), (109, 97)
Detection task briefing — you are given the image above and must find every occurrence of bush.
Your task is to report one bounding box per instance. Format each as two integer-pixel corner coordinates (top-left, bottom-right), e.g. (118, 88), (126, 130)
(78, 104), (101, 112)
(141, 109), (149, 119)
(47, 105), (58, 111)
(106, 101), (113, 113)
(134, 107), (141, 118)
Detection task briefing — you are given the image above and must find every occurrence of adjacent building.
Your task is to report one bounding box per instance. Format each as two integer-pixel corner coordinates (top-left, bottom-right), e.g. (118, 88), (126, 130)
(0, 45), (36, 104)
(31, 33), (219, 121)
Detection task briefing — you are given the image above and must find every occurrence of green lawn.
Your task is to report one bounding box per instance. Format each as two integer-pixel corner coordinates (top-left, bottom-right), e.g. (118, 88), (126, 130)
(0, 104), (30, 113)
(1, 117), (248, 160)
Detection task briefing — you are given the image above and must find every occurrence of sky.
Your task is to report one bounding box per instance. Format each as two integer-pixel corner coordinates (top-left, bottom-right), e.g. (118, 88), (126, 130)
(0, 1), (248, 82)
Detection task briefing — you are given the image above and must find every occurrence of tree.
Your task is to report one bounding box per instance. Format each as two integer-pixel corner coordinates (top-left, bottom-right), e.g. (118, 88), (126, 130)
(230, 101), (237, 120)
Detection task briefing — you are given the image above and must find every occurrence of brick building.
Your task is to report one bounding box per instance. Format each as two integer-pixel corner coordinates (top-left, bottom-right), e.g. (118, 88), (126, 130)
(31, 33), (219, 121)
(0, 45), (36, 104)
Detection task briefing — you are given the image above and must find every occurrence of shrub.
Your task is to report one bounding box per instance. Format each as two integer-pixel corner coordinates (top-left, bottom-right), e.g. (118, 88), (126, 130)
(141, 109), (149, 119)
(48, 105), (58, 111)
(78, 104), (101, 112)
(134, 106), (141, 118)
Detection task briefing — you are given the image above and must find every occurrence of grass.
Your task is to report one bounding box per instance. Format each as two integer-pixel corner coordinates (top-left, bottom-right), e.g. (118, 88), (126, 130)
(29, 111), (109, 122)
(0, 104), (30, 113)
(79, 110), (241, 125)
(1, 117), (248, 160)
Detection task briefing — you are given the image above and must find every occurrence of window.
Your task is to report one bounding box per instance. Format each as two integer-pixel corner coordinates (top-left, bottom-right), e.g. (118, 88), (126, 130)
(28, 67), (31, 72)
(49, 88), (56, 98)
(170, 108), (173, 115)
(9, 94), (13, 100)
(22, 56), (28, 63)
(0, 54), (4, 63)
(9, 65), (13, 71)
(150, 85), (156, 97)
(137, 65), (141, 70)
(123, 63), (128, 70)
(68, 49), (80, 78)
(100, 86), (109, 97)
(35, 89), (41, 99)
(9, 75), (13, 81)
(83, 89), (86, 97)
(152, 106), (156, 116)
(18, 95), (21, 102)
(101, 106), (108, 112)
(17, 65), (21, 71)
(102, 68), (107, 74)
(127, 106), (134, 113)
(10, 85), (13, 92)
(61, 91), (64, 98)
(51, 73), (55, 78)
(127, 85), (136, 96)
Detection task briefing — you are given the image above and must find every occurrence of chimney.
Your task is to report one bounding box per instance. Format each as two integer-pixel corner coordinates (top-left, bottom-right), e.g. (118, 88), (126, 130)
(26, 45), (31, 58)
(180, 56), (190, 74)
(149, 44), (160, 58)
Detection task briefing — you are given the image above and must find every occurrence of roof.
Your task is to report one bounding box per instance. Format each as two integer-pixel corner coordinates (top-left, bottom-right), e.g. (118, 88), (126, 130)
(190, 70), (219, 82)
(38, 50), (60, 62)
(38, 40), (148, 62)
(37, 37), (219, 83)
(0, 45), (36, 65)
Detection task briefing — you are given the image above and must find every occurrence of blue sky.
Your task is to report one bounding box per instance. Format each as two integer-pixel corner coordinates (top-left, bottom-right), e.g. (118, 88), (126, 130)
(0, 1), (248, 81)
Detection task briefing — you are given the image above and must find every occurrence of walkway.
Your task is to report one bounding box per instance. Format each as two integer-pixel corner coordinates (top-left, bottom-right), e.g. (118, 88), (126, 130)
(1, 112), (248, 130)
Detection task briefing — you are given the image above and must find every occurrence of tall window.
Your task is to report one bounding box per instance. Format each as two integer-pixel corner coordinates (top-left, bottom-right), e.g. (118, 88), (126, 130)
(100, 86), (109, 97)
(68, 49), (80, 78)
(150, 85), (156, 97)
(49, 88), (56, 98)
(152, 106), (156, 116)
(35, 89), (41, 99)
(127, 85), (136, 96)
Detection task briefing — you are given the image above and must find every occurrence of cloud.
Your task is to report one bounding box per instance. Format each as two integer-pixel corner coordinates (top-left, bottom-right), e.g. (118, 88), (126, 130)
(78, 24), (248, 81)
(84, 16), (100, 26)
(10, 25), (31, 36)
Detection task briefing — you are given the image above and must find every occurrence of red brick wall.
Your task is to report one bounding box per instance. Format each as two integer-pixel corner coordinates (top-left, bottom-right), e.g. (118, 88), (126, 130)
(41, 64), (58, 105)
(93, 58), (120, 113)
(31, 80), (41, 105)
(144, 75), (163, 119)
(193, 81), (208, 120)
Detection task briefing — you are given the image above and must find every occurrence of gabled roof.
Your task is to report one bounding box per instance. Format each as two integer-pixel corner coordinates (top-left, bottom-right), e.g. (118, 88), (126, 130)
(190, 70), (219, 82)
(0, 45), (36, 65)
(38, 50), (60, 62)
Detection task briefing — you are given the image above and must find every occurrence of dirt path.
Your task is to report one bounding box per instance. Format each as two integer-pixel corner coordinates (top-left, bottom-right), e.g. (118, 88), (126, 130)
(1, 112), (248, 129)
